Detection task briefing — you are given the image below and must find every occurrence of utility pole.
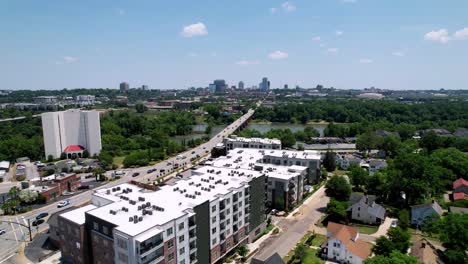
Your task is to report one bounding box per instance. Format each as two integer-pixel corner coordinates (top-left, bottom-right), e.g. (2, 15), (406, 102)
(0, 219), (33, 242)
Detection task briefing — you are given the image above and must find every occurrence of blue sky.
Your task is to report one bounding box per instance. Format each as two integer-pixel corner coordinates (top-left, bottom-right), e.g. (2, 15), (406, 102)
(1, 0), (468, 90)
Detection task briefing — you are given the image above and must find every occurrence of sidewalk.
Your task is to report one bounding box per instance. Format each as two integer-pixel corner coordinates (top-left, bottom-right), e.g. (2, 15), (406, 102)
(38, 251), (61, 264)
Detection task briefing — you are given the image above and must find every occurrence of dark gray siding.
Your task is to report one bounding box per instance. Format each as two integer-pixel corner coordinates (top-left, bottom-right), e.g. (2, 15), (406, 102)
(193, 200), (210, 264)
(249, 174), (266, 232)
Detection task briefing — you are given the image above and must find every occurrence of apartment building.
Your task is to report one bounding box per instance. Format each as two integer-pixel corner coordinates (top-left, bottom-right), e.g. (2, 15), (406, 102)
(223, 136), (281, 151)
(58, 169), (266, 264)
(42, 109), (102, 159)
(205, 148), (320, 211)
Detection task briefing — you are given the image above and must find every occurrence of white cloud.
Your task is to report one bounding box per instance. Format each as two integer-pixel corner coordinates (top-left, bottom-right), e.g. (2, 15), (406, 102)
(392, 51), (405, 57)
(188, 52), (198, 57)
(319, 43), (327, 48)
(312, 36), (321, 42)
(56, 56), (78, 65)
(236, 60), (260, 66)
(270, 7), (278, 14)
(327, 48), (339, 54)
(181, 22), (208, 38)
(359, 58), (373, 64)
(424, 29), (450, 44)
(268, 50), (289, 60)
(117, 8), (125, 15)
(342, 0), (357, 3)
(211, 52), (218, 57)
(281, 2), (296, 12)
(335, 31), (344, 36)
(454, 27), (468, 40)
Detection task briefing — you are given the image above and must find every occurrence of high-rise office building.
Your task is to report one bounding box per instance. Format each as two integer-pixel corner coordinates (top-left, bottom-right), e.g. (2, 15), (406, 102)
(42, 110), (102, 159)
(142, 85), (149, 90)
(209, 79), (228, 93)
(259, 78), (270, 92)
(284, 84), (288, 89)
(238, 81), (244, 90)
(120, 82), (129, 93)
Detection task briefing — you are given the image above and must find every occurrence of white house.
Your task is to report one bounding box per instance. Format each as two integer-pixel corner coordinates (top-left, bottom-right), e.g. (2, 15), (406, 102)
(321, 222), (372, 264)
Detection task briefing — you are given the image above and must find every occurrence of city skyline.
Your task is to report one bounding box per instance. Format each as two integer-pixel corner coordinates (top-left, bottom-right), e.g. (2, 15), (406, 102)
(1, 0), (468, 90)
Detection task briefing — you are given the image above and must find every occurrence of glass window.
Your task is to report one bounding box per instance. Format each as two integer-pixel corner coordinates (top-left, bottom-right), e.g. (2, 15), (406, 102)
(93, 222), (99, 231)
(102, 226), (109, 235)
(226, 198), (230, 204)
(179, 260), (185, 264)
(212, 216), (216, 223)
(179, 222), (185, 231)
(212, 238), (217, 245)
(168, 253), (174, 261)
(167, 227), (173, 236)
(168, 239), (174, 248)
(179, 235), (185, 243)
(212, 227), (216, 234)
(212, 205), (216, 212)
(179, 247), (185, 255)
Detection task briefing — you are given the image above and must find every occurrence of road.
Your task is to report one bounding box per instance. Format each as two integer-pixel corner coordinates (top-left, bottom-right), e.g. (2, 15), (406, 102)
(253, 186), (329, 260)
(0, 108), (255, 264)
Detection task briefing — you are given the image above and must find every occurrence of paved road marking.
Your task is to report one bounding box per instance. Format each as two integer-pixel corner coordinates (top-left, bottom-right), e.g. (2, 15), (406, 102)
(9, 222), (18, 245)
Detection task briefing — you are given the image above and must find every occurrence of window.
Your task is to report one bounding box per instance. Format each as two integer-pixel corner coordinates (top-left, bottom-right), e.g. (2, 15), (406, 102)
(226, 198), (230, 204)
(179, 260), (185, 264)
(93, 222), (99, 231)
(212, 216), (216, 223)
(358, 207), (360, 211)
(179, 222), (185, 231)
(212, 238), (217, 245)
(227, 219), (230, 225)
(117, 238), (127, 250)
(167, 227), (173, 236)
(102, 226), (109, 235)
(168, 253), (174, 261)
(179, 247), (185, 255)
(118, 252), (128, 263)
(179, 235), (185, 243)
(168, 239), (174, 249)
(212, 205), (216, 212)
(212, 227), (216, 234)
(226, 209), (230, 215)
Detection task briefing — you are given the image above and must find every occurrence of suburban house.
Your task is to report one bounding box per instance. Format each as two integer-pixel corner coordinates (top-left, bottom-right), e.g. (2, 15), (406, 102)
(347, 194), (386, 225)
(366, 159), (387, 175)
(336, 154), (363, 170)
(449, 206), (468, 214)
(452, 178), (468, 201)
(410, 238), (442, 264)
(321, 222), (372, 264)
(411, 201), (443, 227)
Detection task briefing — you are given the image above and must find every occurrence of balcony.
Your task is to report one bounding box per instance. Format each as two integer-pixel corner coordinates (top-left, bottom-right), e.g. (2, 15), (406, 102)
(139, 237), (163, 256)
(189, 241), (197, 251)
(244, 207), (250, 215)
(220, 213), (226, 221)
(233, 215), (238, 222)
(220, 233), (226, 241)
(233, 205), (238, 213)
(233, 224), (238, 232)
(189, 217), (196, 227)
(190, 253), (197, 264)
(189, 230), (196, 240)
(219, 203), (226, 211)
(220, 223), (226, 231)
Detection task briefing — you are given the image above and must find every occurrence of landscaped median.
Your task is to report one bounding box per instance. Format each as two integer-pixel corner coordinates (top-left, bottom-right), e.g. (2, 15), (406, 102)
(283, 232), (326, 264)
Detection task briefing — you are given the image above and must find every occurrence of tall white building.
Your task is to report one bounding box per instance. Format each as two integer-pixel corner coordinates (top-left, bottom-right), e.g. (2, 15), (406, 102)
(42, 110), (102, 159)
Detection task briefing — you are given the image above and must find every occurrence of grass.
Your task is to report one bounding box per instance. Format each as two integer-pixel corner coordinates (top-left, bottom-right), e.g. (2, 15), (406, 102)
(309, 234), (326, 247)
(302, 248), (324, 264)
(351, 224), (379, 235)
(254, 224), (275, 242)
(284, 233), (325, 264)
(112, 156), (125, 168)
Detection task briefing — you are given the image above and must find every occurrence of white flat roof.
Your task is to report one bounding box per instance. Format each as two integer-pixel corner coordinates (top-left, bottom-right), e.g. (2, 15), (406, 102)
(60, 204), (97, 225)
(226, 136), (281, 145)
(0, 161), (10, 169)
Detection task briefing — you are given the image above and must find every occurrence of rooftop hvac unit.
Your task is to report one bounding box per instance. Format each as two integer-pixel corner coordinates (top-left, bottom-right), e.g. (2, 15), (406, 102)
(106, 190), (111, 195)
(127, 188), (132, 192)
(138, 216), (143, 221)
(138, 206), (142, 210)
(129, 217), (133, 222)
(146, 202), (150, 207)
(148, 211), (153, 215)
(116, 187), (121, 191)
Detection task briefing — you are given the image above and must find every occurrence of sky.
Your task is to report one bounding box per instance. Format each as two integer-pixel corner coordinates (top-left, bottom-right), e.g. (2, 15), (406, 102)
(1, 0), (468, 90)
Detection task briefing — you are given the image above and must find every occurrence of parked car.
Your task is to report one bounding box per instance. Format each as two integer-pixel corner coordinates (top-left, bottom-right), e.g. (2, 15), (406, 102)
(0, 229), (6, 235)
(391, 220), (398, 228)
(132, 172), (140, 177)
(36, 212), (49, 220)
(57, 200), (70, 208)
(32, 219), (45, 226)
(191, 151), (196, 154)
(78, 185), (90, 190)
(115, 170), (124, 176)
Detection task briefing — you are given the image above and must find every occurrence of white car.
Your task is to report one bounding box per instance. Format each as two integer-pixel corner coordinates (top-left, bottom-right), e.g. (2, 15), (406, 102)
(0, 229), (6, 235)
(57, 200), (71, 208)
(390, 220), (398, 228)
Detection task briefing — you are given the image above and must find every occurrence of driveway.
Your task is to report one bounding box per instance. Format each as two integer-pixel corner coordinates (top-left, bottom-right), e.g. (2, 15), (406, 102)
(253, 186), (329, 260)
(371, 217), (396, 238)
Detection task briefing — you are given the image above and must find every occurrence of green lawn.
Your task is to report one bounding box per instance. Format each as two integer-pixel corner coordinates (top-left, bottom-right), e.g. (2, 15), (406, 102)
(310, 234), (326, 247)
(112, 156), (125, 168)
(353, 224), (379, 235)
(303, 248), (324, 264)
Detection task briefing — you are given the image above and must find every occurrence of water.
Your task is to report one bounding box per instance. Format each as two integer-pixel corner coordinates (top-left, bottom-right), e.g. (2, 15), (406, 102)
(171, 125), (226, 144)
(246, 122), (327, 137)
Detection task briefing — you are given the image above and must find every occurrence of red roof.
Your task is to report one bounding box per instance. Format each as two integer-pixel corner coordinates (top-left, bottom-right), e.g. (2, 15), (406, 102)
(64, 145), (85, 152)
(453, 178), (468, 190)
(453, 192), (467, 201)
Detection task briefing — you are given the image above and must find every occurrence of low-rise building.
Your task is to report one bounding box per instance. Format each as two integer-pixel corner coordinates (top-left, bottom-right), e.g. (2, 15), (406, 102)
(321, 222), (372, 264)
(452, 178), (468, 201)
(410, 238), (442, 264)
(223, 136), (281, 151)
(348, 194), (386, 225)
(411, 201), (443, 227)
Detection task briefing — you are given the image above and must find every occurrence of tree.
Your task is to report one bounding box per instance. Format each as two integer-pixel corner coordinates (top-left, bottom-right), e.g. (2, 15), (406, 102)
(19, 190), (38, 203)
(397, 209), (410, 230)
(237, 244), (249, 262)
(364, 250), (419, 264)
(424, 213), (468, 252)
(60, 152), (67, 160)
(420, 131), (445, 153)
(323, 150), (336, 172)
(373, 227), (411, 256)
(135, 103), (147, 113)
(82, 149), (90, 158)
(325, 175), (352, 201)
(293, 244), (306, 260)
(349, 165), (369, 191)
(326, 199), (349, 223)
(47, 155), (54, 162)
